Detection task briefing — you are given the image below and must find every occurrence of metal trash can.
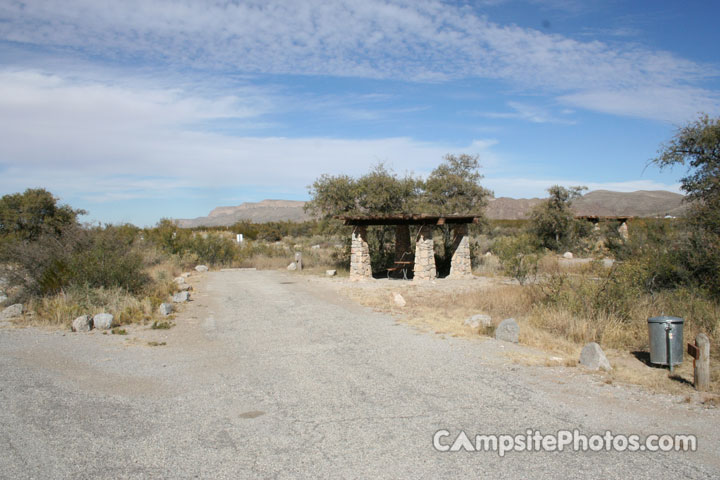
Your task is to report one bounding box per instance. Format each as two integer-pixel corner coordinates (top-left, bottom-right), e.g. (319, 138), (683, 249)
(648, 316), (684, 370)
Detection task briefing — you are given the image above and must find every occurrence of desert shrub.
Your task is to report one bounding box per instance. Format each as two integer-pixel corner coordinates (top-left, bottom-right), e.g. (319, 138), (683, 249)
(185, 233), (237, 266)
(68, 226), (149, 293)
(145, 219), (192, 255)
(145, 220), (238, 266)
(492, 234), (540, 285)
(2, 224), (149, 300)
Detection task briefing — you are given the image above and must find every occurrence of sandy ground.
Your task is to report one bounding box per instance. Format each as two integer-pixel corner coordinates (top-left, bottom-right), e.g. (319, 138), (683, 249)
(1, 269), (719, 479)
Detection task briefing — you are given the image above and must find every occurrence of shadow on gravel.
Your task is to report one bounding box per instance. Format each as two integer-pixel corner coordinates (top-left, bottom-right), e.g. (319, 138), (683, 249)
(669, 375), (694, 386)
(632, 351), (694, 386)
(631, 351), (667, 369)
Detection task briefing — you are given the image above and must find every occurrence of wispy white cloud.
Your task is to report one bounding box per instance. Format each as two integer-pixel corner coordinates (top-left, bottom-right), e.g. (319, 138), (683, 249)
(479, 101), (575, 124)
(559, 87), (720, 124)
(1, 0), (717, 121)
(0, 69), (497, 202)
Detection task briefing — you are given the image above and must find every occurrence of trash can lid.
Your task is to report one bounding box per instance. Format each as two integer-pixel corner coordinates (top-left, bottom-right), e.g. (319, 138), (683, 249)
(648, 315), (684, 324)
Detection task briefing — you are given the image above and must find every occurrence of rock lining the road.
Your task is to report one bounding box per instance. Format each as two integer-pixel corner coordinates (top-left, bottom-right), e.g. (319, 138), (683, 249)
(495, 318), (519, 343)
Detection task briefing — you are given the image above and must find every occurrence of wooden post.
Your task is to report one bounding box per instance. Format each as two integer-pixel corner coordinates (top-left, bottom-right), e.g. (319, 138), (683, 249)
(694, 334), (710, 391)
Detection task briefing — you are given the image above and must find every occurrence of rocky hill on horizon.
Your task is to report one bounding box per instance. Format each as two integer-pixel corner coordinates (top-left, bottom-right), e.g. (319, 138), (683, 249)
(487, 189), (687, 220)
(176, 200), (310, 227)
(175, 190), (686, 227)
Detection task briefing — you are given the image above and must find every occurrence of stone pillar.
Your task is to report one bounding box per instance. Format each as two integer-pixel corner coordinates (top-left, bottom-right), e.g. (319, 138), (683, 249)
(618, 221), (629, 240)
(449, 224), (472, 278)
(413, 225), (436, 281)
(350, 226), (372, 281)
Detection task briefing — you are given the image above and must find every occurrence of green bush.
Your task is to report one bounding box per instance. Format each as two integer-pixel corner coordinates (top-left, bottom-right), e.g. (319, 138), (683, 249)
(492, 234), (540, 285)
(2, 224), (150, 299)
(186, 234), (237, 265)
(144, 220), (238, 266)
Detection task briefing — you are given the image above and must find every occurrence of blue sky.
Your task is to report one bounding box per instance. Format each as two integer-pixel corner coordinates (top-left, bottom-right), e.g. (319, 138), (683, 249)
(1, 0), (719, 226)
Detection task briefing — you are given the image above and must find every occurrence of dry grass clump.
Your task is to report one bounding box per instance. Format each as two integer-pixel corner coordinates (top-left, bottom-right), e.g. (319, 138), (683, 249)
(30, 285), (156, 327)
(26, 257), (181, 329)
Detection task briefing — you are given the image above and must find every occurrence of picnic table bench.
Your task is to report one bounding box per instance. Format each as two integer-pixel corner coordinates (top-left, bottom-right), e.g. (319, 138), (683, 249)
(387, 260), (413, 280)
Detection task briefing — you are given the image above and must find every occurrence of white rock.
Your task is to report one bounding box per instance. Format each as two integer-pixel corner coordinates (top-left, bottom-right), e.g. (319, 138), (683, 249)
(0, 303), (23, 320)
(562, 252), (573, 259)
(393, 293), (406, 307)
(464, 314), (492, 330)
(579, 342), (611, 371)
(174, 276), (186, 284)
(172, 291), (190, 303)
(326, 270), (337, 276)
(72, 315), (93, 332)
(93, 313), (114, 330)
(158, 303), (174, 316)
(287, 262), (297, 271)
(311, 244), (321, 249)
(485, 252), (493, 257)
(495, 318), (519, 343)
(195, 265), (209, 272)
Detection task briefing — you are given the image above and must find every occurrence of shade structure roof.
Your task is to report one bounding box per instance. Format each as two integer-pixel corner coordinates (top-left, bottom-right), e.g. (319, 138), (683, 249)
(337, 214), (482, 226)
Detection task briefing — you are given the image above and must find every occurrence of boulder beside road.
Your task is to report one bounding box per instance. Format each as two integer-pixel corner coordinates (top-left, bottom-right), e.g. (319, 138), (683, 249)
(580, 342), (611, 371)
(172, 291), (190, 303)
(93, 313), (114, 330)
(464, 314), (492, 330)
(72, 315), (93, 332)
(0, 303), (23, 320)
(495, 318), (519, 343)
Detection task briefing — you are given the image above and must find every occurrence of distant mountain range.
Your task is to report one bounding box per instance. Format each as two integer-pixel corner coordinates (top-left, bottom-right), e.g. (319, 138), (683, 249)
(175, 190), (686, 227)
(487, 190), (687, 220)
(176, 200), (311, 227)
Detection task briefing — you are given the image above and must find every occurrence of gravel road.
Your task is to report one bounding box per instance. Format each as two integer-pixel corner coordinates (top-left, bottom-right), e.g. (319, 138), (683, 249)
(1, 269), (718, 479)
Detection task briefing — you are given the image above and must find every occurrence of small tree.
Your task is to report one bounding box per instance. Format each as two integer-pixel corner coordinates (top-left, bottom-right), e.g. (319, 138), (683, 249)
(304, 174), (358, 219)
(420, 154), (492, 274)
(652, 114), (720, 234)
(420, 154), (491, 215)
(529, 185), (587, 251)
(652, 114), (720, 296)
(305, 164), (422, 270)
(0, 188), (84, 241)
